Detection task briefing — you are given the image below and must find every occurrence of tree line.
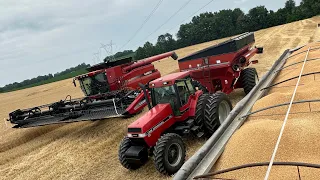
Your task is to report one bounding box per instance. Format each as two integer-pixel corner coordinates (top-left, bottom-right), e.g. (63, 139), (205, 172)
(131, 0), (320, 60)
(0, 63), (90, 93)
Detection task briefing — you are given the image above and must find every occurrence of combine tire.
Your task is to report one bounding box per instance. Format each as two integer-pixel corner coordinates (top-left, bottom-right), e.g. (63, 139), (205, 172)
(153, 133), (186, 175)
(240, 68), (259, 94)
(119, 137), (146, 170)
(195, 93), (232, 134)
(192, 80), (208, 93)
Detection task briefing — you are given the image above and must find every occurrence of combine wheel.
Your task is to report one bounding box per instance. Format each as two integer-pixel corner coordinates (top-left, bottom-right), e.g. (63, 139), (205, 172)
(192, 80), (208, 93)
(153, 133), (186, 175)
(119, 137), (147, 170)
(199, 92), (232, 134)
(240, 68), (259, 94)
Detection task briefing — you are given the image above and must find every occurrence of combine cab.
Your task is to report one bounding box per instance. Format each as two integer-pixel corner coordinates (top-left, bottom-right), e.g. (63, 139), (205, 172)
(7, 52), (178, 128)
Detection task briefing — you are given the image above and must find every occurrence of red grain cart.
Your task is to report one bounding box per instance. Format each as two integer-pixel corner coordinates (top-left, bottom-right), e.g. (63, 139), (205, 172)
(178, 32), (263, 94)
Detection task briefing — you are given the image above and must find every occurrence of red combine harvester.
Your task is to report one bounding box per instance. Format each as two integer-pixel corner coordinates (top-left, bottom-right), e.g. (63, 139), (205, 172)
(7, 52), (178, 128)
(119, 32), (263, 175)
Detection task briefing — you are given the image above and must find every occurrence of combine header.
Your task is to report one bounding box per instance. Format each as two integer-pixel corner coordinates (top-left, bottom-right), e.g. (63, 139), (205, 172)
(7, 52), (178, 128)
(119, 32), (263, 175)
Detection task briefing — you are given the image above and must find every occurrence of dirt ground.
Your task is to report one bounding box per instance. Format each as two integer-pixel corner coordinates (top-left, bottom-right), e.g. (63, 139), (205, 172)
(1, 16), (319, 180)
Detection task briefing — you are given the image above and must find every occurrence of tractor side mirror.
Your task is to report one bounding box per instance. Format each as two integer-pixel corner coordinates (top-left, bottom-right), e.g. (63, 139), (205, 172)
(72, 79), (76, 87)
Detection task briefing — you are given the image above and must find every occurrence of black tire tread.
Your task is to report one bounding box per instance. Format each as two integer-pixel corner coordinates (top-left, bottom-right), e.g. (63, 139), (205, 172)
(241, 68), (258, 94)
(119, 137), (142, 170)
(153, 133), (186, 175)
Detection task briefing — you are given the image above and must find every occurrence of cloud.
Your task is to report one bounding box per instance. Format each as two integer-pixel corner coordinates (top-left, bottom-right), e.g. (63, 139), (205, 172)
(234, 0), (249, 4)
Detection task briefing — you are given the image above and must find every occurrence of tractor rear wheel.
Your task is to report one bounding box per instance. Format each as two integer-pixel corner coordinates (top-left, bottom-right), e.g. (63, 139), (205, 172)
(119, 137), (147, 170)
(240, 68), (259, 94)
(195, 93), (210, 130)
(196, 93), (232, 134)
(153, 133), (186, 175)
(203, 92), (232, 134)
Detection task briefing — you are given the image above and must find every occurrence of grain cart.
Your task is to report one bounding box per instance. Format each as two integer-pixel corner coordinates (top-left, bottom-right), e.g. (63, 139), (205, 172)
(179, 32), (263, 94)
(119, 32), (263, 175)
(7, 52), (178, 128)
(119, 72), (232, 175)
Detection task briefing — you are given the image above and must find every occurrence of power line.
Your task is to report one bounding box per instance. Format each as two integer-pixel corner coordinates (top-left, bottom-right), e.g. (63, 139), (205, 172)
(139, 0), (192, 44)
(117, 0), (163, 52)
(134, 0), (214, 47)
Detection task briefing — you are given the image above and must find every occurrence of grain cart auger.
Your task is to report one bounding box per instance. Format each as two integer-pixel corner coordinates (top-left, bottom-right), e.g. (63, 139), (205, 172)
(7, 52), (178, 128)
(119, 71), (232, 175)
(178, 32), (263, 94)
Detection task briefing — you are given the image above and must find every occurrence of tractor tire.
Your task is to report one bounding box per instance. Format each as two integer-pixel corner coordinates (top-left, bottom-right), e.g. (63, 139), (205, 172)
(119, 137), (146, 170)
(153, 133), (186, 175)
(195, 93), (210, 130)
(240, 68), (259, 94)
(196, 93), (232, 134)
(203, 92), (232, 134)
(192, 80), (208, 93)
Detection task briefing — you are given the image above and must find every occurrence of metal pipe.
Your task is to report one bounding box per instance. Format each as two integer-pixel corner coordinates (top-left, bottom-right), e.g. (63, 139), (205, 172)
(123, 52), (178, 72)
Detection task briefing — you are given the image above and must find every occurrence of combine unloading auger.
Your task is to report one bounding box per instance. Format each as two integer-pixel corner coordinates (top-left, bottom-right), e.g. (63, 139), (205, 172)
(7, 52), (178, 128)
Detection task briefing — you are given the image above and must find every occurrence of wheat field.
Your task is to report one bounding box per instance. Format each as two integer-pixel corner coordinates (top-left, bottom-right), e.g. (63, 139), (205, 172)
(0, 16), (319, 180)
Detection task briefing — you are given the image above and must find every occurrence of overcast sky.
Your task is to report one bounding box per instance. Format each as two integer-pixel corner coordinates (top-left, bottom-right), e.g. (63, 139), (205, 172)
(0, 0), (302, 87)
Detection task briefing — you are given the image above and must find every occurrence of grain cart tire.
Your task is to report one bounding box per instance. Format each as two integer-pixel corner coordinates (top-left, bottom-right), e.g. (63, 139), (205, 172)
(240, 68), (259, 94)
(153, 133), (186, 175)
(203, 92), (232, 134)
(119, 137), (147, 170)
(192, 80), (208, 93)
(195, 93), (210, 130)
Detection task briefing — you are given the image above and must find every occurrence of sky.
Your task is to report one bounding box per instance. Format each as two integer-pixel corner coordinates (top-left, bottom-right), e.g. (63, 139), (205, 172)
(0, 0), (302, 87)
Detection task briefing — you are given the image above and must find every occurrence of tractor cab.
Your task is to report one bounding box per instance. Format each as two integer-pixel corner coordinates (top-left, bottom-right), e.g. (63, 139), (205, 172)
(148, 72), (195, 116)
(74, 70), (110, 96)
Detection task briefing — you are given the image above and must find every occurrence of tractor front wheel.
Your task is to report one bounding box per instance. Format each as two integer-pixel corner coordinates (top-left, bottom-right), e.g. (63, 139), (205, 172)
(153, 133), (186, 175)
(240, 68), (259, 94)
(119, 137), (147, 170)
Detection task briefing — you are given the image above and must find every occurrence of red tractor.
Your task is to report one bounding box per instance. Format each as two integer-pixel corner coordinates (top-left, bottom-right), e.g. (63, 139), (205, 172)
(119, 72), (232, 174)
(119, 32), (263, 174)
(7, 52), (178, 128)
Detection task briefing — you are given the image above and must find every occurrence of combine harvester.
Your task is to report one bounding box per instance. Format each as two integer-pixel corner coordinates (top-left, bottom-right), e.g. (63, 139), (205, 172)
(173, 42), (320, 179)
(7, 52), (178, 128)
(118, 32), (263, 175)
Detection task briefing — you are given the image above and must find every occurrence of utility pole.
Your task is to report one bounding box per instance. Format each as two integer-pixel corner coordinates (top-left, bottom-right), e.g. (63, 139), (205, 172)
(101, 40), (116, 61)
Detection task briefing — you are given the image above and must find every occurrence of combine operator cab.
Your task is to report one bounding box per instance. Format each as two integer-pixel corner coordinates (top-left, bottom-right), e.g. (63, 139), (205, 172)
(76, 71), (110, 96)
(119, 71), (232, 175)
